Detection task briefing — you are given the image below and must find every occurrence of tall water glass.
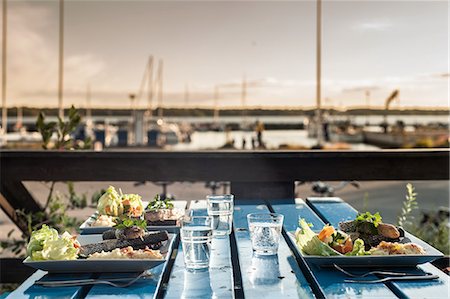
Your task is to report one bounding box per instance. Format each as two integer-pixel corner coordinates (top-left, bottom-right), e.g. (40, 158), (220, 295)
(206, 194), (234, 237)
(247, 213), (284, 255)
(180, 216), (213, 271)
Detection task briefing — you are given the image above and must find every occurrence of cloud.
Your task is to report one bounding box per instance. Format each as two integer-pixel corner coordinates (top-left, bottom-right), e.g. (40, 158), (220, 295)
(7, 3), (105, 106)
(355, 21), (392, 31)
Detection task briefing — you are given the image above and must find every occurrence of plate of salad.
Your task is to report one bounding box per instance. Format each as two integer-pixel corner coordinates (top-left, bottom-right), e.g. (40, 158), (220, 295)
(24, 224), (176, 273)
(291, 212), (443, 267)
(79, 186), (186, 234)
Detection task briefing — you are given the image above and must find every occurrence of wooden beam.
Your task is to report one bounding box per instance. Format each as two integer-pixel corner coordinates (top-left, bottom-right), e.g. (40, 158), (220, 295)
(1, 150), (448, 182)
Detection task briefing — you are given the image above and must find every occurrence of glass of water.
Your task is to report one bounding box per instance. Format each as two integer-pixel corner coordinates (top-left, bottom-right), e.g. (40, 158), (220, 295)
(206, 194), (234, 237)
(180, 216), (213, 271)
(247, 213), (284, 255)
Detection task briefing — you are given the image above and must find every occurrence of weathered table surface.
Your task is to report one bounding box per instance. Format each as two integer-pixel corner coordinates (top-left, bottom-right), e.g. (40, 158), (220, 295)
(7, 198), (450, 299)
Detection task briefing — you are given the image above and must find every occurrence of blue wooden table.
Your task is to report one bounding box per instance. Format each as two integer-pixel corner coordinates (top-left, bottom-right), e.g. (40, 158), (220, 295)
(7, 198), (450, 299)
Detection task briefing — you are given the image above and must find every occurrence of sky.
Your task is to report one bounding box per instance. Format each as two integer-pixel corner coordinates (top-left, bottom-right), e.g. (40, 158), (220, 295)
(2, 0), (449, 109)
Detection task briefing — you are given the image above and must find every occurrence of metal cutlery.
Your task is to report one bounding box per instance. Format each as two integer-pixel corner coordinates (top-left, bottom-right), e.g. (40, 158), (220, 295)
(35, 271), (151, 288)
(333, 264), (432, 278)
(344, 274), (439, 283)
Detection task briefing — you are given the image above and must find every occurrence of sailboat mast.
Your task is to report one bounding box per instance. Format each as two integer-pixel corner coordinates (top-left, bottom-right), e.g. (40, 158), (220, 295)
(1, 0), (7, 136)
(213, 86), (219, 123)
(86, 84), (92, 127)
(58, 0), (64, 119)
(147, 56), (154, 119)
(241, 75), (247, 127)
(184, 83), (189, 106)
(157, 59), (163, 119)
(315, 0), (323, 145)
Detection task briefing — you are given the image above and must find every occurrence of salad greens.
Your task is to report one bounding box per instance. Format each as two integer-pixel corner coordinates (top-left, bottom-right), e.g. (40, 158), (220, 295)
(27, 225), (79, 261)
(295, 219), (371, 257)
(97, 186), (144, 217)
(97, 186), (122, 216)
(355, 212), (382, 227)
(345, 239), (370, 256)
(121, 193), (144, 217)
(295, 219), (340, 256)
(114, 218), (147, 230)
(146, 194), (174, 211)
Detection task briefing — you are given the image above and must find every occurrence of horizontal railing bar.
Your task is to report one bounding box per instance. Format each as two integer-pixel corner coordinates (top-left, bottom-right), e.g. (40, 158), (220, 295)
(1, 149), (448, 181)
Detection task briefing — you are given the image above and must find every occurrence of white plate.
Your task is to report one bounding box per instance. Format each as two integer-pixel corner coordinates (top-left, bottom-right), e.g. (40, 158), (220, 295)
(79, 200), (187, 234)
(288, 232), (444, 267)
(23, 233), (176, 273)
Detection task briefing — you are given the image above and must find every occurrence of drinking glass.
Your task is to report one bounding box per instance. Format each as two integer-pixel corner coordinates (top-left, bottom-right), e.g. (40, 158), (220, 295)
(206, 194), (234, 237)
(180, 216), (213, 271)
(247, 213), (284, 255)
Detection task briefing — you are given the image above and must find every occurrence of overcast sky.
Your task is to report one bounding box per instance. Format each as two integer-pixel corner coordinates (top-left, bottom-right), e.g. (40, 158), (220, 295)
(2, 0), (449, 109)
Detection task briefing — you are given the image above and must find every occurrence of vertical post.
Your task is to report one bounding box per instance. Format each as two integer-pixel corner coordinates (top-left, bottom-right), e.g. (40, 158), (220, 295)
(58, 0), (64, 119)
(365, 90), (370, 124)
(157, 59), (163, 120)
(1, 0), (7, 136)
(213, 86), (219, 123)
(86, 84), (92, 128)
(241, 75), (247, 128)
(184, 83), (189, 106)
(147, 56), (154, 120)
(315, 0), (323, 146)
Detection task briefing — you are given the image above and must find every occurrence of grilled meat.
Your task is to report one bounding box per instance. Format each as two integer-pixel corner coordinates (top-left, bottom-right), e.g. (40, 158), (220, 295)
(339, 220), (401, 249)
(80, 230), (169, 257)
(102, 229), (117, 240)
(115, 226), (145, 240)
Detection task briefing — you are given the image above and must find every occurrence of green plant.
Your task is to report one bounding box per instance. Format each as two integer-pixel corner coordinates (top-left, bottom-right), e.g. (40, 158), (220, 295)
(397, 183), (418, 228)
(412, 221), (449, 255)
(90, 188), (107, 207)
(66, 181), (87, 209)
(397, 183), (449, 255)
(36, 105), (92, 150)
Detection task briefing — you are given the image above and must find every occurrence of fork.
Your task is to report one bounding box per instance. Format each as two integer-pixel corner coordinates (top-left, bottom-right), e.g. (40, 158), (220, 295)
(35, 271), (151, 288)
(345, 274), (439, 283)
(333, 264), (431, 278)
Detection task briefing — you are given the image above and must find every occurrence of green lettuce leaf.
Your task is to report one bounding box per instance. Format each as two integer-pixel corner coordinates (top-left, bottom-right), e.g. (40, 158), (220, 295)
(27, 226), (79, 261)
(97, 185), (123, 216)
(345, 238), (371, 256)
(295, 219), (341, 256)
(26, 224), (58, 257)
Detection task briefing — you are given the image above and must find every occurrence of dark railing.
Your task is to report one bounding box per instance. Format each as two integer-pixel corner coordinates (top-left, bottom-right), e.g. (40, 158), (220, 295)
(1, 149), (448, 221)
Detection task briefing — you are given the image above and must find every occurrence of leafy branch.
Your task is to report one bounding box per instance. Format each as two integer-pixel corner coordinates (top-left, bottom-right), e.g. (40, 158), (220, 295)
(36, 105), (92, 150)
(397, 183), (418, 228)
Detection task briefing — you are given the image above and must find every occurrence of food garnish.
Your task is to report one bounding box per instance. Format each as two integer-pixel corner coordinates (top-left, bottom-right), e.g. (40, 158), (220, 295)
(146, 194), (174, 211)
(114, 218), (147, 231)
(27, 225), (80, 261)
(355, 212), (382, 227)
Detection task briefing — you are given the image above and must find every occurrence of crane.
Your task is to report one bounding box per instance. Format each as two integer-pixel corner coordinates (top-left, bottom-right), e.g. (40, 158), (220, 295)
(383, 89), (399, 132)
